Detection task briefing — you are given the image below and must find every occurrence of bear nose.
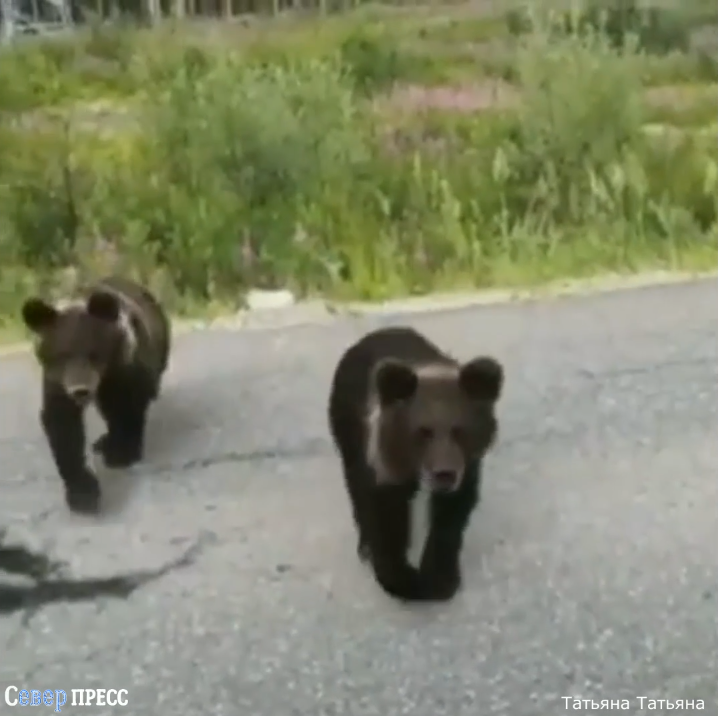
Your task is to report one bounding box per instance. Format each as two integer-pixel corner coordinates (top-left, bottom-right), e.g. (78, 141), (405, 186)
(69, 387), (92, 404)
(432, 470), (458, 488)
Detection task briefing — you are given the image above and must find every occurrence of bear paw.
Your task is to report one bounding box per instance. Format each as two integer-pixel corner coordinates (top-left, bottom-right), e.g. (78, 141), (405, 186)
(65, 474), (101, 515)
(426, 564), (462, 602)
(93, 433), (142, 469)
(375, 563), (430, 602)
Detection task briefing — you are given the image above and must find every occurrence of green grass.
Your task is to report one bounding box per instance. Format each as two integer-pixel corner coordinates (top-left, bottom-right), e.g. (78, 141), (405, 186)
(644, 82), (718, 127)
(2, 2), (716, 113)
(0, 6), (717, 340)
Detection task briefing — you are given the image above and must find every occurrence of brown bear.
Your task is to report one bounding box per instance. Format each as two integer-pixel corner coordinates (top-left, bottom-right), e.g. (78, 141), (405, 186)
(21, 276), (171, 515)
(327, 326), (503, 602)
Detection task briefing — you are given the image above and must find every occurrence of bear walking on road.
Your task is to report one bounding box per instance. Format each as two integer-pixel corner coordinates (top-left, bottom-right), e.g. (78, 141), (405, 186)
(21, 276), (171, 515)
(327, 326), (504, 603)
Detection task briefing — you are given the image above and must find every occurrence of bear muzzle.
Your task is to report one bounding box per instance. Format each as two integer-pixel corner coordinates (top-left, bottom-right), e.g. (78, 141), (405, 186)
(429, 469), (462, 493)
(62, 367), (100, 407)
(67, 386), (94, 406)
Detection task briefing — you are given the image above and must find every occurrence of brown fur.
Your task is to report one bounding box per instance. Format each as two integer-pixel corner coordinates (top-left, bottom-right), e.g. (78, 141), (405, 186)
(366, 361), (500, 489)
(21, 276), (171, 515)
(328, 326), (504, 602)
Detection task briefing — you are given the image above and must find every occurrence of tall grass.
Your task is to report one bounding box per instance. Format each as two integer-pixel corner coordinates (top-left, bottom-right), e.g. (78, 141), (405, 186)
(0, 12), (716, 327)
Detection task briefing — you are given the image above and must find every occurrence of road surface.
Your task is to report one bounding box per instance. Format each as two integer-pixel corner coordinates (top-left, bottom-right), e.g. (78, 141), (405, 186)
(1, 277), (716, 715)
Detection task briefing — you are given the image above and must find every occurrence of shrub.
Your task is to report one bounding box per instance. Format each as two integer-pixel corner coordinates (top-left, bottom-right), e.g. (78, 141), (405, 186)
(500, 23), (647, 226)
(564, 0), (691, 55)
(0, 22), (715, 322)
(507, 0), (694, 55)
(0, 119), (80, 268)
(338, 27), (407, 93)
(85, 56), (373, 299)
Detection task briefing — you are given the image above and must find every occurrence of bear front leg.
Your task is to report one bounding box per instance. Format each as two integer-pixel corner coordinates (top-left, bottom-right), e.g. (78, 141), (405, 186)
(94, 370), (154, 469)
(420, 464), (481, 601)
(40, 388), (100, 515)
(368, 485), (432, 602)
(338, 460), (372, 562)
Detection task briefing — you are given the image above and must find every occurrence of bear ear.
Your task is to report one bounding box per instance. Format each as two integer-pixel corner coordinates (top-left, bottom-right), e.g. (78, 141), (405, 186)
(373, 359), (418, 407)
(21, 298), (59, 334)
(459, 356), (504, 403)
(87, 291), (121, 323)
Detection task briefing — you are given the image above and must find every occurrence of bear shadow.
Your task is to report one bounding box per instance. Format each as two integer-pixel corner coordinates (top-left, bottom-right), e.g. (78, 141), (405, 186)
(142, 386), (209, 462)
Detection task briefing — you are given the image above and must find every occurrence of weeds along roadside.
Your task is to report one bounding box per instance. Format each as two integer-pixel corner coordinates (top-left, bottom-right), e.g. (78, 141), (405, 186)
(0, 4), (716, 337)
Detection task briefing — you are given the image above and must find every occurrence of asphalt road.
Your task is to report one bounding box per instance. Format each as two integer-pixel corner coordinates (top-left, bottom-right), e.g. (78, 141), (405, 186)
(1, 277), (716, 716)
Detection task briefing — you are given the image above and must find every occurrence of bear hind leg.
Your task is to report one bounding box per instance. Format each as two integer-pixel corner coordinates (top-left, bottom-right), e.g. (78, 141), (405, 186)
(94, 372), (154, 468)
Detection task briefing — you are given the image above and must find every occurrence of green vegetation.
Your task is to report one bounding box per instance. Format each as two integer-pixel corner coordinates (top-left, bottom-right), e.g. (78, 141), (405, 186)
(0, 1), (716, 339)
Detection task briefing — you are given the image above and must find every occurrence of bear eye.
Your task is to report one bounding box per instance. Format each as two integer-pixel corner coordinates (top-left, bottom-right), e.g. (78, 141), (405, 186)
(416, 426), (434, 441)
(45, 348), (70, 363)
(451, 425), (466, 441)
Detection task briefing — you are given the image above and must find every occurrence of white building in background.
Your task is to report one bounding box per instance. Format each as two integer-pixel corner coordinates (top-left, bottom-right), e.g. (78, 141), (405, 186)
(0, 0), (73, 40)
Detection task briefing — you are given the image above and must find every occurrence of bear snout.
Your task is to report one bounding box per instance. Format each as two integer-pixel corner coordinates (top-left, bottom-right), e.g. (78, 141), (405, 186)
(430, 469), (461, 492)
(66, 385), (94, 406)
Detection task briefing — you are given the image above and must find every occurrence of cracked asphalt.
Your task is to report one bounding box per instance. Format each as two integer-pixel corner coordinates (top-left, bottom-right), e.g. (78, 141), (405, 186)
(1, 277), (717, 716)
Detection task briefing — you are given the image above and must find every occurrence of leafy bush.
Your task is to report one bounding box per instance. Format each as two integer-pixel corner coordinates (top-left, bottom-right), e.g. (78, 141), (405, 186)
(502, 23), (647, 227)
(0, 22), (715, 322)
(507, 0), (694, 55)
(338, 27), (408, 93)
(564, 0), (692, 55)
(84, 56), (372, 299)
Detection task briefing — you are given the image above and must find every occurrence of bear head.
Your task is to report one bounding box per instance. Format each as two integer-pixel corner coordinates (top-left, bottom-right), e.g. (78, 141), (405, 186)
(368, 355), (504, 493)
(21, 290), (136, 408)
